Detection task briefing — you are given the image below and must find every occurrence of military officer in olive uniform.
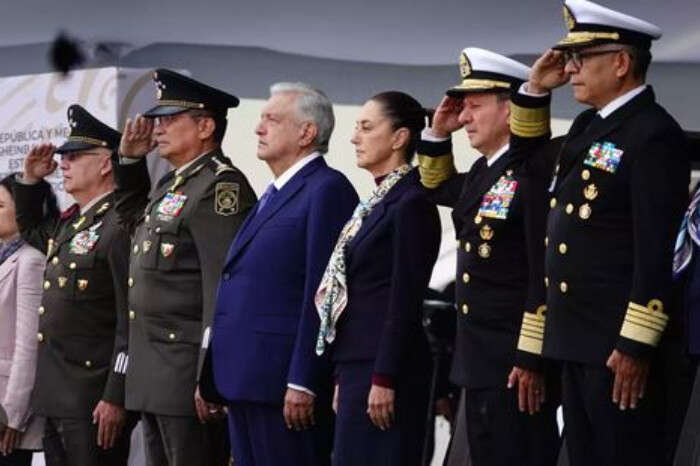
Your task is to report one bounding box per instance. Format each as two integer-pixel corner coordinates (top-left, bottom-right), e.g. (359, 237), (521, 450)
(417, 48), (560, 466)
(15, 105), (133, 466)
(514, 0), (690, 464)
(114, 69), (256, 466)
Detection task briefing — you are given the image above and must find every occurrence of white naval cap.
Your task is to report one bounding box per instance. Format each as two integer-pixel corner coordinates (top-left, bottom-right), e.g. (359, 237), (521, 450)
(446, 47), (531, 97)
(555, 0), (662, 50)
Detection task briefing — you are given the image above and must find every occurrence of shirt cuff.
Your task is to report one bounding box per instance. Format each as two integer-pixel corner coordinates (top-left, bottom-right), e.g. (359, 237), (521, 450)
(14, 174), (39, 185)
(287, 383), (316, 397)
(421, 129), (450, 143)
(371, 374), (394, 389)
(118, 151), (142, 165)
(518, 82), (550, 98)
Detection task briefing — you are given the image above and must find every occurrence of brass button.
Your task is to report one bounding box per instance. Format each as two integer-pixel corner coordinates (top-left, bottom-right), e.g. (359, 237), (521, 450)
(38, 306), (45, 316)
(462, 273), (470, 284)
(544, 277), (549, 287)
(145, 215), (151, 223)
(565, 204), (574, 215)
(464, 242), (471, 253)
(51, 257), (59, 265)
(550, 198), (557, 209)
(128, 277), (134, 287)
(129, 310), (135, 320)
(85, 360), (92, 368)
(544, 237), (549, 247)
(133, 244), (139, 254)
(168, 333), (176, 340)
(43, 280), (51, 290)
(559, 243), (568, 254)
(478, 243), (491, 258)
(474, 215), (482, 225)
(37, 332), (44, 342)
(461, 304), (469, 315)
(581, 169), (591, 181)
(69, 262), (76, 270)
(155, 227), (162, 233)
(560, 282), (568, 293)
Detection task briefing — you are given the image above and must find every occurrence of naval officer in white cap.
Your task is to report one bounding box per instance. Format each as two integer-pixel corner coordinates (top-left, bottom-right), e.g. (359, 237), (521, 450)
(417, 47), (560, 466)
(511, 0), (689, 464)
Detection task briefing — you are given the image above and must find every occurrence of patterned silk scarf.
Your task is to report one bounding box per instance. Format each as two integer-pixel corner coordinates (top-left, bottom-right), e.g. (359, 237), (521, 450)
(0, 237), (24, 266)
(674, 187), (700, 278)
(315, 164), (412, 355)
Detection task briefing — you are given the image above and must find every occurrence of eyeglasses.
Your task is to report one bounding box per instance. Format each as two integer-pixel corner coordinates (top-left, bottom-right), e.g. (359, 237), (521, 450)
(563, 48), (624, 69)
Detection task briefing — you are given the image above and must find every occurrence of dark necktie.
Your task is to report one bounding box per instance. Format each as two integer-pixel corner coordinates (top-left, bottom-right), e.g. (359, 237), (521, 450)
(156, 170), (176, 190)
(256, 184), (278, 215)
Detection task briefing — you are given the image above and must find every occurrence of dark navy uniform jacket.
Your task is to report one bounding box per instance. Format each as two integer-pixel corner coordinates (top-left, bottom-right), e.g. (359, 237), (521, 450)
(418, 133), (556, 389)
(511, 87), (689, 364)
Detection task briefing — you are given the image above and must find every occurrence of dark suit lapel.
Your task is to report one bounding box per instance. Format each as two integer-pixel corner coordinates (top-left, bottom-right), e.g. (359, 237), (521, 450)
(225, 157), (326, 266)
(346, 169), (416, 255)
(453, 151), (514, 221)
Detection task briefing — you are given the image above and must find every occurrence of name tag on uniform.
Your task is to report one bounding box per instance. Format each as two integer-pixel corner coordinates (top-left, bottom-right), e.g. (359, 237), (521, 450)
(157, 192), (187, 220)
(478, 175), (518, 220)
(584, 142), (623, 174)
(69, 222), (102, 255)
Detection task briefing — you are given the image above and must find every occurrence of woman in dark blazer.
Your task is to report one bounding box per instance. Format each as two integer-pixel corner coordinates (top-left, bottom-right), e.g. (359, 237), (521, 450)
(0, 175), (52, 466)
(315, 92), (441, 465)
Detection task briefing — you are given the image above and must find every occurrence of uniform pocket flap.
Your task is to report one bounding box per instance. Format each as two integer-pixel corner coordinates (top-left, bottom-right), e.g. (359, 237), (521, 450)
(145, 318), (202, 345)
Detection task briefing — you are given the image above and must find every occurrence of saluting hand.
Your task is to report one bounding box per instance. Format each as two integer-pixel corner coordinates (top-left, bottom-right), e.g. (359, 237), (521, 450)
(23, 143), (58, 183)
(92, 400), (125, 450)
(528, 49), (570, 94)
(367, 385), (395, 430)
(119, 114), (156, 158)
(429, 96), (464, 139)
(284, 388), (315, 431)
(606, 349), (649, 410)
(508, 366), (546, 415)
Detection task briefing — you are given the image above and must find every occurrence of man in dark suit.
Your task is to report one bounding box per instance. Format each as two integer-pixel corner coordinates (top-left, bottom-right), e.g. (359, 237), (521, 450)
(210, 82), (358, 466)
(513, 0), (690, 464)
(114, 69), (257, 466)
(15, 105), (134, 465)
(417, 48), (560, 466)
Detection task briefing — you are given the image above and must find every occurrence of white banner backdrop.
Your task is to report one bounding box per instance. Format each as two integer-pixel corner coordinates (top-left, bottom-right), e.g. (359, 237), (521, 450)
(0, 67), (168, 209)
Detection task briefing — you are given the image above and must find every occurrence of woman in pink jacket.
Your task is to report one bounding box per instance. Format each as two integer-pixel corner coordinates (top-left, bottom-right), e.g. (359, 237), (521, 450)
(0, 174), (51, 465)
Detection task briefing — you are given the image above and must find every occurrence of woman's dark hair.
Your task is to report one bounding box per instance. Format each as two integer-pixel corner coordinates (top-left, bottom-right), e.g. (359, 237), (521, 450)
(0, 173), (58, 217)
(370, 91), (428, 163)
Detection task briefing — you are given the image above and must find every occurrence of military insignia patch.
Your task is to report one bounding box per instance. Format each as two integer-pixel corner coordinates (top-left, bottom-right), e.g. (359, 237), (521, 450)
(69, 222), (102, 255)
(215, 182), (240, 216)
(459, 52), (472, 79)
(160, 242), (175, 258)
(479, 175), (518, 220)
(584, 142), (623, 173)
(157, 192), (187, 220)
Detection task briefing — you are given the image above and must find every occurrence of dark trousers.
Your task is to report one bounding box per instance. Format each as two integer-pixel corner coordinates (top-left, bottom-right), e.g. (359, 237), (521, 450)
(227, 400), (330, 466)
(561, 361), (666, 466)
(464, 384), (560, 466)
(43, 417), (132, 466)
(0, 450), (33, 466)
(141, 412), (228, 466)
(333, 359), (431, 466)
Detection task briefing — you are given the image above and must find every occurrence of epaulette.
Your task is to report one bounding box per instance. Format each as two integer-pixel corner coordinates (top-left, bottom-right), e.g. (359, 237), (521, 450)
(209, 155), (237, 176)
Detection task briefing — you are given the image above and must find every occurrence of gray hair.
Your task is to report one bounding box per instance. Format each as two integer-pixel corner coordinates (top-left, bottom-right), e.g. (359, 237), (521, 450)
(269, 82), (335, 154)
